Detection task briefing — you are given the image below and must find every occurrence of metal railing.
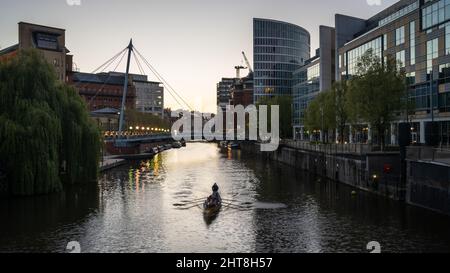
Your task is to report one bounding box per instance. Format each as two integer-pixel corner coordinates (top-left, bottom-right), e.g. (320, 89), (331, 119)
(281, 140), (375, 156)
(406, 146), (450, 165)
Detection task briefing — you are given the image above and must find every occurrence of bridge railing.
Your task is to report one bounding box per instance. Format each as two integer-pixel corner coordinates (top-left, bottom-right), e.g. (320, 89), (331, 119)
(103, 131), (172, 141)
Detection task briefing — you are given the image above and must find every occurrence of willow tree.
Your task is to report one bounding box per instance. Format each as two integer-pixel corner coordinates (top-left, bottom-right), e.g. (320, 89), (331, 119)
(347, 50), (407, 150)
(0, 50), (101, 196)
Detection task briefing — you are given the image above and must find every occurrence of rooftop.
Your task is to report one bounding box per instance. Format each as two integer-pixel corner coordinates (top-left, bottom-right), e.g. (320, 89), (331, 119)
(0, 44), (18, 56)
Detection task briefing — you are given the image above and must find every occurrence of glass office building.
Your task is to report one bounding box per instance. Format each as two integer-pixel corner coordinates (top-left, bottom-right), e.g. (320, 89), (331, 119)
(337, 0), (450, 145)
(292, 57), (320, 138)
(253, 18), (310, 103)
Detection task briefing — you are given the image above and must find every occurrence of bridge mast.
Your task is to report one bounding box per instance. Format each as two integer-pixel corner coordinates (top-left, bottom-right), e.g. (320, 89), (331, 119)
(118, 39), (133, 136)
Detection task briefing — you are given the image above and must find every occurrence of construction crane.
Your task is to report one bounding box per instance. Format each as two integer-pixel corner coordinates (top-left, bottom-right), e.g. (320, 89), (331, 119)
(242, 51), (253, 73)
(234, 65), (247, 79)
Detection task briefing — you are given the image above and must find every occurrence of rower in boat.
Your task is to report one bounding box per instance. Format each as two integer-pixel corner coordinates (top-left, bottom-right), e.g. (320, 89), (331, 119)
(204, 183), (222, 210)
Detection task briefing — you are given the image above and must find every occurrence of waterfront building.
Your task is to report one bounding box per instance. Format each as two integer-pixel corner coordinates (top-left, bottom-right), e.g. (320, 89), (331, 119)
(70, 72), (136, 112)
(113, 72), (164, 118)
(336, 0), (450, 146)
(253, 18), (310, 103)
(292, 26), (336, 140)
(0, 22), (72, 82)
(217, 78), (237, 111)
(230, 73), (254, 107)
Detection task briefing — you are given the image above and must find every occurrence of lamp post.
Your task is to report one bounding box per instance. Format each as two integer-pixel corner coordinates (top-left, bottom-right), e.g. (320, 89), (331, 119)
(430, 71), (434, 123)
(320, 107), (324, 143)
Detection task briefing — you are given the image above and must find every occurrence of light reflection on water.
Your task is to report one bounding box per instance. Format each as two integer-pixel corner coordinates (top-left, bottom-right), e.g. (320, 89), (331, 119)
(1, 143), (450, 253)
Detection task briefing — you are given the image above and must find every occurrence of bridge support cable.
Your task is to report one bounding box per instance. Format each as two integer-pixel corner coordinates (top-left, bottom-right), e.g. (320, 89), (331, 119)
(131, 50), (146, 76)
(87, 49), (128, 107)
(72, 47), (128, 91)
(133, 49), (187, 110)
(133, 46), (194, 111)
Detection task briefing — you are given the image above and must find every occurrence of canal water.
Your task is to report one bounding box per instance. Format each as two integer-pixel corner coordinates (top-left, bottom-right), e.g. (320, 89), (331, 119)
(1, 143), (450, 253)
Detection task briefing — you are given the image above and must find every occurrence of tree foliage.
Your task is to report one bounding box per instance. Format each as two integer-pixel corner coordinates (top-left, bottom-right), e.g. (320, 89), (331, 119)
(304, 91), (336, 134)
(125, 109), (170, 130)
(303, 50), (407, 147)
(347, 50), (407, 149)
(0, 50), (101, 196)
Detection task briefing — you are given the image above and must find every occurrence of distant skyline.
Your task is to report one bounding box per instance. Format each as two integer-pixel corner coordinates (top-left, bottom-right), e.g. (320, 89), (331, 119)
(1, 0), (398, 113)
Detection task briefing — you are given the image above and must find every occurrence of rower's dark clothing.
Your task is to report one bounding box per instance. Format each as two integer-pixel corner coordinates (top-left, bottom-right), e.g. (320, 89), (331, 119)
(211, 191), (222, 203)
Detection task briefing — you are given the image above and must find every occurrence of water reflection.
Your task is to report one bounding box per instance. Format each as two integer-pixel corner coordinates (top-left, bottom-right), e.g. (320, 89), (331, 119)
(1, 143), (450, 253)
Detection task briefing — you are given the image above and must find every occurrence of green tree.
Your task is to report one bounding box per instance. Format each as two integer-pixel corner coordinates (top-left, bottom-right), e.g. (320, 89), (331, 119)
(334, 81), (349, 143)
(304, 91), (335, 142)
(0, 50), (101, 196)
(347, 50), (407, 150)
(125, 109), (170, 130)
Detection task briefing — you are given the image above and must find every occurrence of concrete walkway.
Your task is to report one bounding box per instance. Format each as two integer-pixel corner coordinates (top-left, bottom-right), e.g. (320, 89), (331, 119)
(100, 156), (127, 172)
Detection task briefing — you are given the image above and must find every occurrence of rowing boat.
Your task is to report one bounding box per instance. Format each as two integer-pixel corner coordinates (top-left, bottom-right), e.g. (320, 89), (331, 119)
(203, 199), (222, 217)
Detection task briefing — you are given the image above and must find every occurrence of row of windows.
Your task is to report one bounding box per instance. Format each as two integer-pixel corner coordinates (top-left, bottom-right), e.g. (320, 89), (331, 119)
(422, 0), (450, 29)
(254, 46), (309, 56)
(254, 87), (291, 95)
(379, 0), (419, 27)
(254, 71), (293, 79)
(254, 63), (300, 72)
(254, 54), (304, 64)
(292, 63), (320, 85)
(293, 81), (320, 97)
(254, 20), (310, 41)
(346, 37), (383, 76)
(254, 79), (293, 87)
(254, 38), (309, 49)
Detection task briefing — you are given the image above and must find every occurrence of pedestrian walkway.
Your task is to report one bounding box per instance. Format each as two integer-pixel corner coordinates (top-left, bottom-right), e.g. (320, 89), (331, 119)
(100, 156), (126, 172)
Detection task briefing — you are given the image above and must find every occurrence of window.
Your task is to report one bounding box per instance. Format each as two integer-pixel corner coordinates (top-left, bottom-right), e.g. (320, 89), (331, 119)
(427, 38), (439, 75)
(444, 22), (450, 55)
(396, 26), (405, 45)
(383, 34), (388, 51)
(410, 21), (416, 65)
(422, 0), (450, 29)
(396, 50), (406, 68)
(407, 72), (416, 85)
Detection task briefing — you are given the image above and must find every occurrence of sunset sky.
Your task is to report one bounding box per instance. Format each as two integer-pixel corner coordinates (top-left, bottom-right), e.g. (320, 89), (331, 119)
(1, 0), (398, 113)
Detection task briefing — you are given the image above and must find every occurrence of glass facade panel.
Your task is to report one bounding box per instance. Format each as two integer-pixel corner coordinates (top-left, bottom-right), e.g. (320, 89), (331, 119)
(292, 62), (320, 127)
(344, 37), (382, 78)
(396, 26), (405, 46)
(422, 0), (450, 29)
(410, 21), (416, 65)
(379, 1), (419, 27)
(253, 19), (310, 103)
(396, 50), (406, 68)
(427, 38), (439, 75)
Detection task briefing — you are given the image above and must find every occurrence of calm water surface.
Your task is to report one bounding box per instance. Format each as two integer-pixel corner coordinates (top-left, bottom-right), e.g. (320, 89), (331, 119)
(1, 143), (450, 253)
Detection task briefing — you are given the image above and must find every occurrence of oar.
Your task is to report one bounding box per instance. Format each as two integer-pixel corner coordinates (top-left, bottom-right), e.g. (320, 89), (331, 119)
(178, 198), (207, 205)
(174, 203), (202, 210)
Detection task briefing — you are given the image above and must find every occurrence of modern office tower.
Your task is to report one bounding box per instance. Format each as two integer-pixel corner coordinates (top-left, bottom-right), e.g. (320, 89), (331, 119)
(292, 26), (336, 140)
(253, 18), (311, 103)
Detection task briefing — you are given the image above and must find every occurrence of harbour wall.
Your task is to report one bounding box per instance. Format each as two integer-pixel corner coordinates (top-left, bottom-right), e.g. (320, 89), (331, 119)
(241, 142), (404, 200)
